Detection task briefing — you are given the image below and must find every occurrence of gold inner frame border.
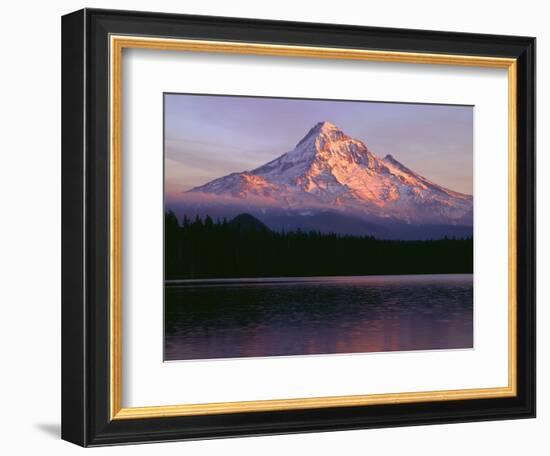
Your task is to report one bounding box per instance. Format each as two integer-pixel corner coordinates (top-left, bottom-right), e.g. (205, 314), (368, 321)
(109, 35), (517, 420)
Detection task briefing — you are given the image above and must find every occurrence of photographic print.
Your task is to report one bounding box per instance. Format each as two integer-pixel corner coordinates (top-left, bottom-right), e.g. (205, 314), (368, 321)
(62, 11), (535, 444)
(164, 94), (474, 361)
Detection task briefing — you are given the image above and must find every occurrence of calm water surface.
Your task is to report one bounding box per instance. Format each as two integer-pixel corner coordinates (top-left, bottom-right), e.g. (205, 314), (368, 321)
(164, 274), (473, 361)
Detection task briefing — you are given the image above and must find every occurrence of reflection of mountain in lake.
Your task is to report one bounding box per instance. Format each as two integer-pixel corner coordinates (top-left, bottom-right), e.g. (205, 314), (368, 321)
(170, 121), (473, 240)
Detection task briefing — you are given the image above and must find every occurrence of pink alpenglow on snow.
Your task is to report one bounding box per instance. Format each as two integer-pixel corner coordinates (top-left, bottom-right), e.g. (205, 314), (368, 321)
(186, 121), (473, 226)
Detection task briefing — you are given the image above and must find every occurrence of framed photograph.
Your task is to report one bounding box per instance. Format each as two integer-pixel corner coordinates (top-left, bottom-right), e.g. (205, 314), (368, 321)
(61, 8), (535, 446)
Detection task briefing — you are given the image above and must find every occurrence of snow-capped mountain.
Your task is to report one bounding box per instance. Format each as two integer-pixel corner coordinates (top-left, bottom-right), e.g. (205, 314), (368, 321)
(186, 121), (473, 227)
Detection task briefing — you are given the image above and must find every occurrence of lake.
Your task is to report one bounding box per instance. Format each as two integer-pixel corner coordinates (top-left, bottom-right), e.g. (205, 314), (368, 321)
(164, 274), (473, 361)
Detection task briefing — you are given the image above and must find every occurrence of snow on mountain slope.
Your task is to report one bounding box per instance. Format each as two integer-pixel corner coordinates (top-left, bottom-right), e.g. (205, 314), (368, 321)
(187, 121), (473, 225)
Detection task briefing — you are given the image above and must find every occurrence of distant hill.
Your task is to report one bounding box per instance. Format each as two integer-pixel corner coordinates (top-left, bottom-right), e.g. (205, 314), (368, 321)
(229, 213), (270, 233)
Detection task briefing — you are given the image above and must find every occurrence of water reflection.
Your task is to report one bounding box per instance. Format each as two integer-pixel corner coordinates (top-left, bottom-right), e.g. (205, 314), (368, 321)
(164, 274), (473, 361)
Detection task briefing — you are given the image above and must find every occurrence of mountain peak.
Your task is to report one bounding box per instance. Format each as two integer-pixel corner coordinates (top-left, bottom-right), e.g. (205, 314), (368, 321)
(383, 153), (413, 173)
(296, 120), (347, 148)
(314, 120), (339, 131)
(185, 122), (473, 227)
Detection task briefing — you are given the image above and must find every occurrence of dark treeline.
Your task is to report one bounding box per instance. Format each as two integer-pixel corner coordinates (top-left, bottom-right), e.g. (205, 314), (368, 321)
(165, 212), (473, 279)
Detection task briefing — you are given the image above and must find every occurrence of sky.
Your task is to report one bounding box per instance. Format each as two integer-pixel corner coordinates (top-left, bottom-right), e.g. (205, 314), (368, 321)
(164, 94), (473, 199)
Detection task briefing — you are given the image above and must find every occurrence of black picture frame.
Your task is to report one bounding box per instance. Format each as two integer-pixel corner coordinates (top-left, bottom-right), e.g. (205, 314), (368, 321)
(62, 8), (535, 447)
